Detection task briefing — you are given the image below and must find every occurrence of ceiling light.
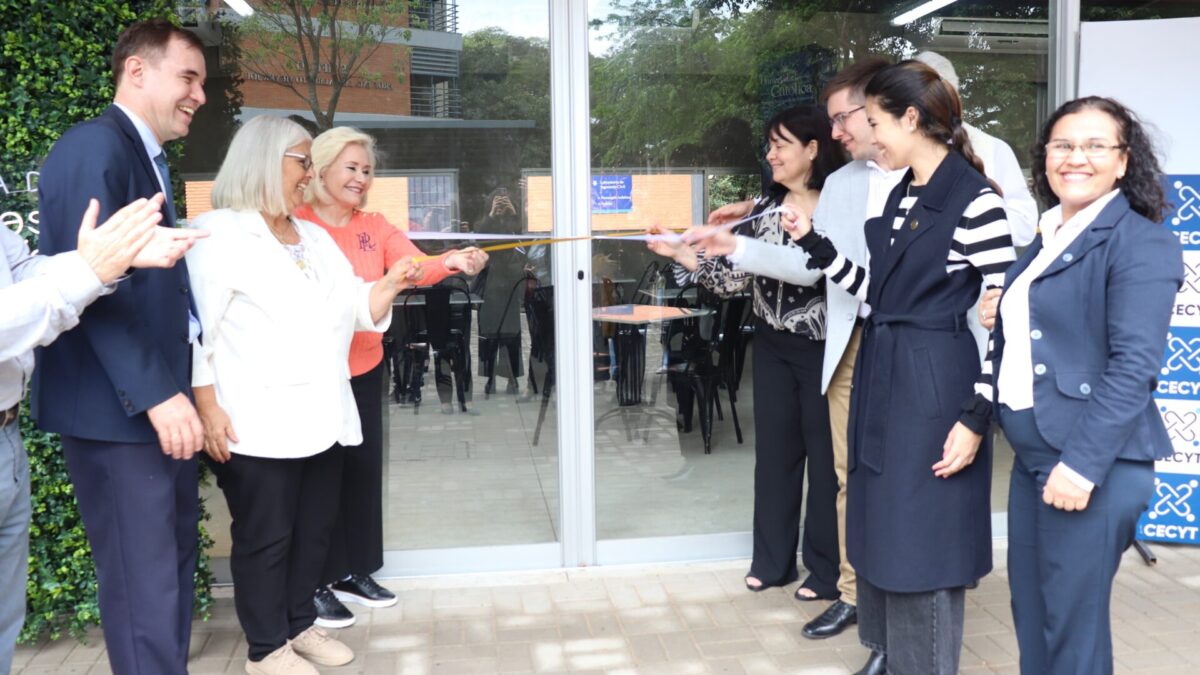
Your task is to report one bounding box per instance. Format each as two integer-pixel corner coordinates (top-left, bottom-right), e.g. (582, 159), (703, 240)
(223, 0), (254, 17)
(892, 0), (958, 26)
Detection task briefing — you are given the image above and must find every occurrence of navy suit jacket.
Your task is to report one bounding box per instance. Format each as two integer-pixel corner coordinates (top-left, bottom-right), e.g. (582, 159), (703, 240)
(992, 192), (1182, 486)
(33, 105), (194, 443)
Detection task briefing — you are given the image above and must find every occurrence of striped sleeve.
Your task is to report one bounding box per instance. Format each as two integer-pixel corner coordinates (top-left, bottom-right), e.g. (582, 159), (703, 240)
(949, 188), (1016, 290)
(957, 188), (1017, 432)
(795, 231), (869, 302)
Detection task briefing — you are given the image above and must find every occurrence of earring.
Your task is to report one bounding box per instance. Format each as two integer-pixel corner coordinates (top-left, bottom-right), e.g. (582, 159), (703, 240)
(909, 126), (915, 132)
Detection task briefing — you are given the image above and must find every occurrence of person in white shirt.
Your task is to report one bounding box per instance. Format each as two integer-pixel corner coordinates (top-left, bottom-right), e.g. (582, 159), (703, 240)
(186, 116), (425, 675)
(913, 51), (1039, 247)
(986, 97), (1181, 674)
(0, 195), (201, 674)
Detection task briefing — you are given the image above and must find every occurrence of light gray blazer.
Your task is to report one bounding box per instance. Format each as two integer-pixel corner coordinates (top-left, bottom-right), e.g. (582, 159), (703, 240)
(732, 161), (872, 394)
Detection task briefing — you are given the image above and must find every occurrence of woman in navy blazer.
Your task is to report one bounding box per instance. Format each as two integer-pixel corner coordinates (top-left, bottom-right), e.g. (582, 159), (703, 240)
(988, 97), (1183, 674)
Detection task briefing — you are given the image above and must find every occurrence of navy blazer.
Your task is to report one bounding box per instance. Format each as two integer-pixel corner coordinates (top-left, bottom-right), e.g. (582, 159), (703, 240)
(32, 106), (194, 443)
(991, 192), (1182, 486)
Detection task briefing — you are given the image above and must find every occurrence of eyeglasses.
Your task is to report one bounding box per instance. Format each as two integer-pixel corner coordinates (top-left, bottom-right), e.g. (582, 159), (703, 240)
(1044, 141), (1127, 159)
(284, 152), (313, 171)
(829, 105), (865, 130)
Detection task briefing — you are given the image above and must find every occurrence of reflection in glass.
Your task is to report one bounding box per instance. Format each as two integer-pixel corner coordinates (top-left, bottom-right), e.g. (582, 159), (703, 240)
(180, 0), (558, 555)
(588, 1), (1049, 540)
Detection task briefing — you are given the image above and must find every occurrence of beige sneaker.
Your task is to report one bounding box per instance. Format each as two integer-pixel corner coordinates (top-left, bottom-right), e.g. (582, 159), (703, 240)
(290, 625), (355, 666)
(245, 643), (318, 675)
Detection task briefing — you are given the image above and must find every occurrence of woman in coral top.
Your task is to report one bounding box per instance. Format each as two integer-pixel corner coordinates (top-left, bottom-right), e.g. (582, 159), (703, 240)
(296, 127), (488, 627)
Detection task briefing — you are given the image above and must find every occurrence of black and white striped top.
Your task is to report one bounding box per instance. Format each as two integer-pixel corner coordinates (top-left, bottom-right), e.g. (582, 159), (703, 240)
(801, 184), (1015, 408)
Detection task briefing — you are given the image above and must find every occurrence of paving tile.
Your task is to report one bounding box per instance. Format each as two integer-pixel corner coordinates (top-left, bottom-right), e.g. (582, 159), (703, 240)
(18, 548), (1200, 675)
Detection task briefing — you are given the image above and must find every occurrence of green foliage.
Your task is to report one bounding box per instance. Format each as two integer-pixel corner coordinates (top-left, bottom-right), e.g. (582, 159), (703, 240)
(0, 0), (214, 643)
(460, 28), (552, 169)
(707, 173), (759, 207)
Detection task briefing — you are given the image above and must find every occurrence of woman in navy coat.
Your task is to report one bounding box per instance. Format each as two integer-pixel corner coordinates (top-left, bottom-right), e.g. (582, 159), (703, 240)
(778, 61), (1017, 675)
(985, 97), (1182, 674)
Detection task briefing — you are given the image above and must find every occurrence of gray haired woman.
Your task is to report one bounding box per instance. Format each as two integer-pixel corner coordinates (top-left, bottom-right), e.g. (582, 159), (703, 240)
(186, 115), (422, 675)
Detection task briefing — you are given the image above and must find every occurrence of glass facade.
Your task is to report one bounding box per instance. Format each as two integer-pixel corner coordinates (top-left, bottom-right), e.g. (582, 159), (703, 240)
(587, 1), (1050, 541)
(6, 0), (1119, 572)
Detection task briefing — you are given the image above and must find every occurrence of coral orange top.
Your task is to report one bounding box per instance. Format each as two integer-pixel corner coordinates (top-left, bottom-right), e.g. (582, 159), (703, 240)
(294, 204), (454, 376)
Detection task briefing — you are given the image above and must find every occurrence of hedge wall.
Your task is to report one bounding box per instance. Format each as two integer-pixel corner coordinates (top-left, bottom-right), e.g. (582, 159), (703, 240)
(0, 0), (214, 642)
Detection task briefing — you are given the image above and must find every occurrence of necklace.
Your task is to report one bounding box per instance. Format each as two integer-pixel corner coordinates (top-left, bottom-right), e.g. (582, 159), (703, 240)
(268, 217), (308, 271)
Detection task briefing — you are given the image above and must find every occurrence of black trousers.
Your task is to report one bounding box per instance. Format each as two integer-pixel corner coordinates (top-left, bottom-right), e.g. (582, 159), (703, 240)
(1000, 405), (1153, 675)
(209, 446), (345, 661)
(324, 362), (386, 582)
(749, 322), (840, 594)
(62, 437), (198, 675)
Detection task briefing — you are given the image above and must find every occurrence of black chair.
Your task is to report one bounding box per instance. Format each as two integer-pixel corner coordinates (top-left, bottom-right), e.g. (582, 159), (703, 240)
(396, 284), (473, 413)
(631, 260), (661, 301)
(390, 289), (430, 407)
(525, 284), (555, 445)
(479, 272), (534, 397)
(430, 282), (474, 412)
(665, 286), (746, 453)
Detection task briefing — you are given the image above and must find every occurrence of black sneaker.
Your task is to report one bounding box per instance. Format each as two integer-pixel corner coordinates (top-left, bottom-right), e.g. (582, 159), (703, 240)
(313, 586), (356, 628)
(331, 574), (398, 608)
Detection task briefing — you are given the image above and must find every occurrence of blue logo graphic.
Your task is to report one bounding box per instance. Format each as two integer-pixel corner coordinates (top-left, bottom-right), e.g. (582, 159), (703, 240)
(591, 175), (633, 214)
(1138, 473), (1200, 543)
(1158, 326), (1200, 400)
(1165, 175), (1200, 249)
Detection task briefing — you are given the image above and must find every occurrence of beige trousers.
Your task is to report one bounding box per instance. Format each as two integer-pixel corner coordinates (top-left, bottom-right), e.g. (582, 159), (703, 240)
(827, 326), (862, 604)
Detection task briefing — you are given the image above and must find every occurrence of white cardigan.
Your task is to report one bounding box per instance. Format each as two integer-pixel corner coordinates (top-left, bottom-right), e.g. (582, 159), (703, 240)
(185, 209), (390, 459)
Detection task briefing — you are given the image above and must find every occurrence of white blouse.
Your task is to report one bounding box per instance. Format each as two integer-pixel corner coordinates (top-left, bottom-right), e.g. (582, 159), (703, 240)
(997, 189), (1121, 491)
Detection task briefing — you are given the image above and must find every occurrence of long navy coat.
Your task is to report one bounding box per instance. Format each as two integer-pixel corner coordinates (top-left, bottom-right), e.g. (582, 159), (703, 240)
(846, 152), (998, 593)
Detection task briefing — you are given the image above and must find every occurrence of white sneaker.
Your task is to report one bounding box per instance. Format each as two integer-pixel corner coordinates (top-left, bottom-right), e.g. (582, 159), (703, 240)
(290, 625), (355, 666)
(245, 643), (318, 675)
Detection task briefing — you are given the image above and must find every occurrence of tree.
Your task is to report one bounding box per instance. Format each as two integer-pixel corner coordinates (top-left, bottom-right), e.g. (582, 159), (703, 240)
(459, 28), (552, 169)
(235, 0), (414, 130)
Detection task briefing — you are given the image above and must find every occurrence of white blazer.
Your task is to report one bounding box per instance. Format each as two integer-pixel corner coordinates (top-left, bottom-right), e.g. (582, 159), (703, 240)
(186, 209), (390, 459)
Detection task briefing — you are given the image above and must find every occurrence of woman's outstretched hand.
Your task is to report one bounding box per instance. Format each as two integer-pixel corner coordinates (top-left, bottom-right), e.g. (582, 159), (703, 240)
(779, 204), (813, 241)
(646, 224), (699, 271)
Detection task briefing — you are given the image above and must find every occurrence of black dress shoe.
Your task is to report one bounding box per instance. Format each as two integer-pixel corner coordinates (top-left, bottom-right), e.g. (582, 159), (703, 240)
(801, 599), (857, 639)
(313, 586), (356, 628)
(854, 650), (886, 675)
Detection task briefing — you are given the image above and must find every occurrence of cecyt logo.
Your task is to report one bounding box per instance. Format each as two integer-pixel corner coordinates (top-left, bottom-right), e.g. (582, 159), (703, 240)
(1167, 176), (1200, 249)
(1150, 477), (1199, 522)
(1172, 179), (1200, 227)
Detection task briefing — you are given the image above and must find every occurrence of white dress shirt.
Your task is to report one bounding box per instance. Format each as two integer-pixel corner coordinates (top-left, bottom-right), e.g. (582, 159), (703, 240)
(966, 124), (1040, 247)
(997, 189), (1122, 492)
(0, 227), (108, 409)
(187, 209), (390, 459)
(113, 103), (202, 343)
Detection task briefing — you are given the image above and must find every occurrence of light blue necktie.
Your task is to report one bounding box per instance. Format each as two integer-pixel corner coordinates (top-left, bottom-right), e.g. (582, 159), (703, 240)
(152, 151), (178, 225)
(154, 151), (201, 340)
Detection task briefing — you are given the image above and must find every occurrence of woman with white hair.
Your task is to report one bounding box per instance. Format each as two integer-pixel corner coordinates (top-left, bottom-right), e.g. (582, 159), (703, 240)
(293, 126), (488, 627)
(186, 116), (424, 675)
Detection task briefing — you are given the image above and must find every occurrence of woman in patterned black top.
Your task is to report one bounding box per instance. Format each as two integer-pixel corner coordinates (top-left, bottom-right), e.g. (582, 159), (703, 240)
(765, 61), (1016, 675)
(648, 105), (848, 601)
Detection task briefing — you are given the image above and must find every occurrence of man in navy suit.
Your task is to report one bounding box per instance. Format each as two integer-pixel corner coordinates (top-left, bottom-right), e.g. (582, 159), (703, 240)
(34, 19), (207, 675)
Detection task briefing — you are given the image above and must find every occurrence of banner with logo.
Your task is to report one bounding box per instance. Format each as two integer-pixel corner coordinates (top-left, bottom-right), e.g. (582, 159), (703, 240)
(1143, 176), (1200, 543)
(1080, 17), (1200, 545)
